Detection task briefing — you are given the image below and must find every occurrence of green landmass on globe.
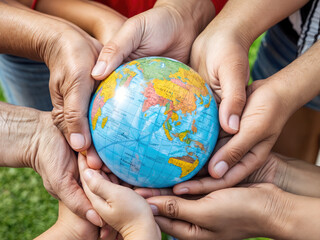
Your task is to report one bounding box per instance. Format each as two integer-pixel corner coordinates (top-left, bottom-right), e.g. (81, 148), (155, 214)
(89, 57), (219, 188)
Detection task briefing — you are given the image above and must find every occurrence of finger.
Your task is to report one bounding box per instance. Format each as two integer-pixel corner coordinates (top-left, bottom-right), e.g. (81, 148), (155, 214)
(82, 168), (123, 207)
(63, 80), (92, 152)
(100, 225), (118, 240)
(108, 173), (120, 185)
(217, 55), (249, 135)
(87, 145), (103, 170)
(135, 188), (174, 198)
(91, 17), (143, 80)
(208, 120), (263, 179)
(56, 171), (103, 227)
(102, 164), (112, 173)
(155, 216), (215, 240)
(147, 196), (199, 224)
(175, 140), (273, 194)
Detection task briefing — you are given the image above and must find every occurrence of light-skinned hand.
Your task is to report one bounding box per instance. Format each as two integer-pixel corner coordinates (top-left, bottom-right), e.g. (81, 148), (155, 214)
(78, 154), (161, 240)
(147, 183), (294, 240)
(91, 0), (215, 80)
(171, 80), (289, 193)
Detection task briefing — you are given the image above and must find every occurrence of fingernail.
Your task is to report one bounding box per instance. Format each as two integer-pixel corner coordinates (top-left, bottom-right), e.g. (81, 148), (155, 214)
(70, 133), (85, 150)
(228, 114), (239, 131)
(175, 187), (189, 195)
(86, 209), (103, 227)
(150, 204), (159, 215)
(213, 161), (229, 178)
(84, 169), (94, 180)
(92, 61), (107, 77)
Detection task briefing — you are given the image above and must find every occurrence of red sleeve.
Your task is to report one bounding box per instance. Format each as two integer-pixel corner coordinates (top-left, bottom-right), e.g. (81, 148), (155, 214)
(212, 0), (228, 14)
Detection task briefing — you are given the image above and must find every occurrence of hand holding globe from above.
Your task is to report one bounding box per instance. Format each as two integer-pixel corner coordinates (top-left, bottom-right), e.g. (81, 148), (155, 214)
(89, 57), (219, 188)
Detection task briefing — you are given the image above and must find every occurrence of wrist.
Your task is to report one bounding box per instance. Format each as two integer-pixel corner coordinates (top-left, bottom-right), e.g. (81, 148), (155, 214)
(155, 0), (215, 35)
(276, 158), (320, 198)
(0, 103), (41, 168)
(122, 221), (160, 240)
(255, 185), (298, 239)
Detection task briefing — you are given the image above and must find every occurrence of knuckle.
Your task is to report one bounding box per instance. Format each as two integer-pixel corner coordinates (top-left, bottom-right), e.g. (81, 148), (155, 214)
(64, 108), (84, 125)
(164, 199), (179, 218)
(186, 224), (204, 240)
(226, 147), (245, 165)
(232, 93), (246, 108)
(89, 177), (103, 195)
(101, 42), (120, 56)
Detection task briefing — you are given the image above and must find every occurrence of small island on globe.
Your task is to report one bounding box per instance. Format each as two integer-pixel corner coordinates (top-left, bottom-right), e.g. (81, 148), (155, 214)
(89, 57), (219, 188)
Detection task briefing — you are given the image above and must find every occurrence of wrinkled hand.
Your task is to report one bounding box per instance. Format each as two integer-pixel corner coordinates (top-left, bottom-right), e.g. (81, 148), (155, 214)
(78, 154), (161, 240)
(147, 183), (289, 240)
(91, 0), (215, 80)
(43, 22), (102, 153)
(32, 111), (102, 227)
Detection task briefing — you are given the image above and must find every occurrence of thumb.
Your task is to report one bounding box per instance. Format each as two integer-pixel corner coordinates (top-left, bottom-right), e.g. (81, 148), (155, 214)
(56, 173), (103, 227)
(218, 56), (249, 135)
(63, 81), (92, 152)
(147, 196), (197, 224)
(91, 17), (143, 80)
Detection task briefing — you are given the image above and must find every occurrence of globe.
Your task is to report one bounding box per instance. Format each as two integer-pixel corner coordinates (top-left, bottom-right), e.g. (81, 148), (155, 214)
(89, 57), (219, 188)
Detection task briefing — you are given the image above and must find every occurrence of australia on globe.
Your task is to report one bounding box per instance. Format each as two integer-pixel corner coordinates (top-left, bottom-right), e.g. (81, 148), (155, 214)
(89, 57), (219, 188)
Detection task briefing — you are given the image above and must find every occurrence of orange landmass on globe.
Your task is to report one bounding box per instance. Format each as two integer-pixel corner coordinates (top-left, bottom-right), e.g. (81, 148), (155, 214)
(191, 119), (197, 133)
(168, 156), (199, 178)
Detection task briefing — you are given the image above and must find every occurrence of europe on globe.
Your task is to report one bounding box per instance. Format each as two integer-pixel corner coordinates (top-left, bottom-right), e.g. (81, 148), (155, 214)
(89, 57), (219, 188)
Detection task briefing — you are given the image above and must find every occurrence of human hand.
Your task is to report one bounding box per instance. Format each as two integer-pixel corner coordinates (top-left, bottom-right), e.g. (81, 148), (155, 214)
(35, 201), (99, 240)
(91, 0), (215, 79)
(170, 80), (291, 194)
(78, 154), (161, 240)
(191, 20), (250, 135)
(147, 183), (293, 240)
(41, 21), (102, 153)
(30, 111), (103, 227)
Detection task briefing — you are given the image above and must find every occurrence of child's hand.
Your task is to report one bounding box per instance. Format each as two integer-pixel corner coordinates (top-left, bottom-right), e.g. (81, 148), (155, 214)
(78, 154), (161, 240)
(35, 201), (99, 240)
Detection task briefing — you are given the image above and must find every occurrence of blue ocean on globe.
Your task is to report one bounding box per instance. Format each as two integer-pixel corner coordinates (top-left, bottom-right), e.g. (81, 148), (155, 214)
(89, 57), (219, 188)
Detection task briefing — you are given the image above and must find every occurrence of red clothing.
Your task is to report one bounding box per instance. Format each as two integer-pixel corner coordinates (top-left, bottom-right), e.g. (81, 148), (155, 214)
(94, 0), (227, 18)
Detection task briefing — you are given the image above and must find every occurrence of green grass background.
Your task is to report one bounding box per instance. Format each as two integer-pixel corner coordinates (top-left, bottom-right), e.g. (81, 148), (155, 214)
(0, 37), (265, 240)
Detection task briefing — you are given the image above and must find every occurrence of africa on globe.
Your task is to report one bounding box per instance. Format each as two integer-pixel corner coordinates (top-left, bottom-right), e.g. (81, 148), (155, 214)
(89, 57), (219, 188)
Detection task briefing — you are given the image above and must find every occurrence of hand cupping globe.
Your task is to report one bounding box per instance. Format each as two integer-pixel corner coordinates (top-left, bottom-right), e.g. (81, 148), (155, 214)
(89, 57), (219, 187)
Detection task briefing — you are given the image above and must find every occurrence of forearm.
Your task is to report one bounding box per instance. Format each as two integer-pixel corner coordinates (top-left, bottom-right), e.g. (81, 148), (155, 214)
(17, 0), (126, 43)
(268, 40), (320, 116)
(276, 158), (320, 198)
(0, 1), (70, 62)
(155, 0), (215, 35)
(266, 191), (320, 239)
(208, 0), (309, 47)
(0, 102), (40, 168)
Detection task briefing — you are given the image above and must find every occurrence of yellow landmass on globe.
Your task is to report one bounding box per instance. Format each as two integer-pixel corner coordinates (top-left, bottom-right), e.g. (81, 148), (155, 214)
(168, 156), (199, 178)
(92, 107), (101, 130)
(163, 123), (173, 141)
(99, 71), (120, 102)
(169, 68), (209, 100)
(101, 116), (108, 129)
